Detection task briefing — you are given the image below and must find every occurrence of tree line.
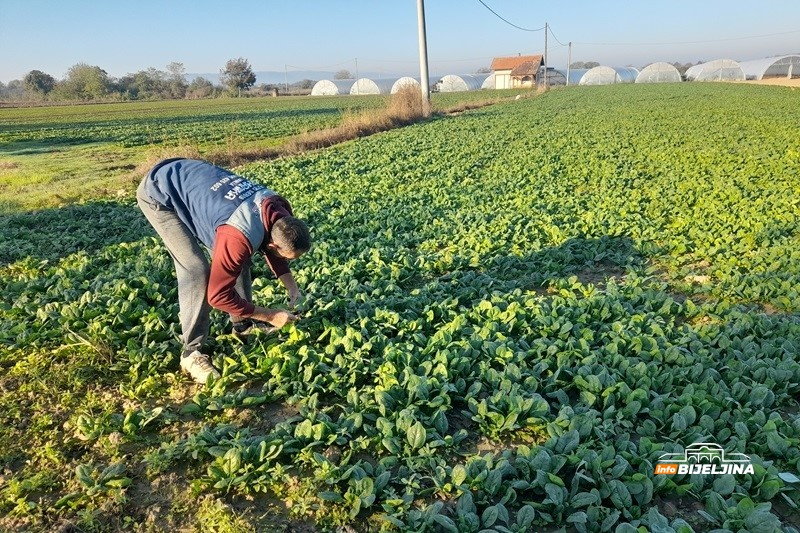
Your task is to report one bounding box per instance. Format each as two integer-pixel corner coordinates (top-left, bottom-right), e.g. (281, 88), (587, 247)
(0, 58), (311, 103)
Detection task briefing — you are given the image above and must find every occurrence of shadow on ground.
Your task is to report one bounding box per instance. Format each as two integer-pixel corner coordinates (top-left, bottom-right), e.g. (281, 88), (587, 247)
(482, 235), (641, 291)
(0, 200), (153, 265)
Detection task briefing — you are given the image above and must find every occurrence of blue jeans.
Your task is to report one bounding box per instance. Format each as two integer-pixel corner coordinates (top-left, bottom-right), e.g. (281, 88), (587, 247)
(137, 177), (251, 356)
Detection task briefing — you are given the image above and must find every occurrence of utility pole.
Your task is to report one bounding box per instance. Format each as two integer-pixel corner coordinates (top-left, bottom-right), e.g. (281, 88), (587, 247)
(417, 0), (431, 114)
(284, 65), (288, 95)
(544, 22), (548, 89)
(567, 42), (572, 86)
(354, 57), (360, 95)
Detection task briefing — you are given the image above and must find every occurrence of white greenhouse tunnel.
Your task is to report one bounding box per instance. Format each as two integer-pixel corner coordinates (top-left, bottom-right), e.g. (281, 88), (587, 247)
(349, 78), (396, 95)
(310, 53), (797, 98)
(390, 77), (420, 94)
(738, 55), (800, 80)
(555, 66), (638, 86)
(636, 62), (682, 83)
(436, 74), (491, 92)
(685, 59), (745, 81)
(541, 69), (567, 86)
(310, 79), (354, 96)
(580, 66), (639, 85)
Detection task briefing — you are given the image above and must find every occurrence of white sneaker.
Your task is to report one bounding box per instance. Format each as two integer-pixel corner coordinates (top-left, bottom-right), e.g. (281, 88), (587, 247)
(180, 351), (220, 383)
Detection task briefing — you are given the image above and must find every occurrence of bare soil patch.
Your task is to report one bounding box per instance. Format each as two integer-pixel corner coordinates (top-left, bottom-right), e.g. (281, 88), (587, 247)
(573, 260), (627, 289)
(737, 78), (800, 88)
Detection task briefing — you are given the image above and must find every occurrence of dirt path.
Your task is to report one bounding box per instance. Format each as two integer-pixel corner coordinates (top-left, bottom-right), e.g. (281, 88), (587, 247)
(737, 78), (800, 87)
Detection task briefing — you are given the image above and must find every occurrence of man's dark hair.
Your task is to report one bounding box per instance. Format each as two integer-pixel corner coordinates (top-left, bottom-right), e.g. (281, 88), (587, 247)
(272, 216), (311, 254)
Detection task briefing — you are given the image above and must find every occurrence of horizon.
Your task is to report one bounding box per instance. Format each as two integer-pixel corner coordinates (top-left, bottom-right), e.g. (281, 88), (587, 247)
(184, 52), (800, 86)
(1, 0), (799, 85)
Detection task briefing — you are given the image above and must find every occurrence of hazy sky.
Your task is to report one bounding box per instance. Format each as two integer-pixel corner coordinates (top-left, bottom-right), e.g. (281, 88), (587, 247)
(1, 0), (798, 83)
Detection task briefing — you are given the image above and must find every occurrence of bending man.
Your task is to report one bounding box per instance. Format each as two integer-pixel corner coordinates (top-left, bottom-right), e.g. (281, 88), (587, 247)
(137, 158), (311, 383)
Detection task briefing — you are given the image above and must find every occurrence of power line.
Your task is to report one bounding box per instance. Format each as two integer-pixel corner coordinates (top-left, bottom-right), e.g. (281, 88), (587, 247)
(285, 60), (354, 71)
(476, 0), (545, 32)
(356, 57), (418, 64)
(575, 29), (800, 46)
(548, 25), (568, 47)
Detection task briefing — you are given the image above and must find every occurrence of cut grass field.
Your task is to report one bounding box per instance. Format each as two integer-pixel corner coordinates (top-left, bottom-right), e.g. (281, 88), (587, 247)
(0, 89), (526, 213)
(1, 83), (799, 532)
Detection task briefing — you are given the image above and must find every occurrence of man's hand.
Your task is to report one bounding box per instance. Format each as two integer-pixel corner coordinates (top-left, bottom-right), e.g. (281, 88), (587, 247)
(270, 309), (299, 328)
(250, 307), (299, 328)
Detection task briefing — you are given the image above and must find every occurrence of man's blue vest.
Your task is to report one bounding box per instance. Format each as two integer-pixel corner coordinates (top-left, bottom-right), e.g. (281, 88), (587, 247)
(143, 158), (276, 251)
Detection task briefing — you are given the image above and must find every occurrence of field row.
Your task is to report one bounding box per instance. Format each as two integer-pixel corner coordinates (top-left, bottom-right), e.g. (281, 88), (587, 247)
(0, 91), (520, 148)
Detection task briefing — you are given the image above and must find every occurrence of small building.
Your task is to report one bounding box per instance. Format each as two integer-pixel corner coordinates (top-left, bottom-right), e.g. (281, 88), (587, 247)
(490, 55), (543, 89)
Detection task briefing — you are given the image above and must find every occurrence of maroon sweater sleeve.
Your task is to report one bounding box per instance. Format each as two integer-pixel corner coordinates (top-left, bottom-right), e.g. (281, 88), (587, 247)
(261, 195), (293, 278)
(208, 225), (256, 317)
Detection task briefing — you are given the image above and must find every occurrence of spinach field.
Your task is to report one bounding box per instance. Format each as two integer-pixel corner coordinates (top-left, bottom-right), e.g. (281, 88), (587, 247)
(0, 90), (517, 212)
(1, 83), (799, 532)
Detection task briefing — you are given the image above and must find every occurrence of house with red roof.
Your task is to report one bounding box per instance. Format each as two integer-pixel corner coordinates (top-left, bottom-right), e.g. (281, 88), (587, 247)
(490, 55), (542, 89)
